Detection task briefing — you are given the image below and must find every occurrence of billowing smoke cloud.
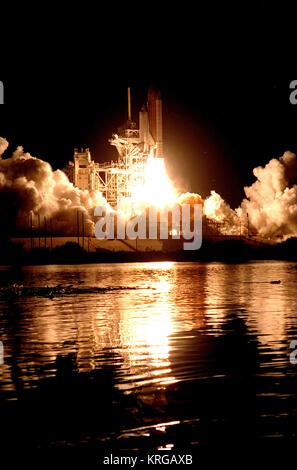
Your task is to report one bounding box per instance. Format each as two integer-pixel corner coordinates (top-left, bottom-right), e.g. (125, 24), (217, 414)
(177, 192), (203, 206)
(203, 150), (297, 241)
(0, 140), (107, 236)
(0, 137), (8, 157)
(242, 151), (297, 240)
(204, 190), (240, 234)
(2, 136), (297, 243)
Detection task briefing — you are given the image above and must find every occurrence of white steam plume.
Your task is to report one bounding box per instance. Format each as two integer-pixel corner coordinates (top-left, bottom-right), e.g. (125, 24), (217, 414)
(0, 140), (108, 236)
(2, 136), (297, 243)
(242, 151), (297, 240)
(0, 137), (8, 157)
(204, 150), (297, 241)
(204, 190), (240, 235)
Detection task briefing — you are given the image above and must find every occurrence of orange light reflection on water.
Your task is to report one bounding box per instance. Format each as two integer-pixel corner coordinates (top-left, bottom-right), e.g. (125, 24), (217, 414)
(116, 262), (178, 389)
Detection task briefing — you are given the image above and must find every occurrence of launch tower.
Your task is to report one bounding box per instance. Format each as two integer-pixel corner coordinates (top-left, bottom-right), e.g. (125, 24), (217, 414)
(63, 86), (164, 207)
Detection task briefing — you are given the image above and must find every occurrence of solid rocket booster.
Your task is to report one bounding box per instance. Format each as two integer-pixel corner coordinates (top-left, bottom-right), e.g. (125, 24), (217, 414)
(147, 85), (163, 158)
(139, 85), (163, 158)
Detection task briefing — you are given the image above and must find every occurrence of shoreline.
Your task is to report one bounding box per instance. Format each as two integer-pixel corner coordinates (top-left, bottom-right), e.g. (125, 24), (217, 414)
(1, 237), (297, 265)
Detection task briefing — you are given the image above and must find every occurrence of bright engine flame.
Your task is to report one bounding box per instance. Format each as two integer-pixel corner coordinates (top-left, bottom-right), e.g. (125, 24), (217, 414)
(131, 154), (177, 208)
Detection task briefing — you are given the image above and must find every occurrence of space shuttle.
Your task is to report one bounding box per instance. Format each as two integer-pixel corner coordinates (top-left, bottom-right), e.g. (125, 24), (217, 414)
(139, 85), (163, 158)
(118, 86), (163, 159)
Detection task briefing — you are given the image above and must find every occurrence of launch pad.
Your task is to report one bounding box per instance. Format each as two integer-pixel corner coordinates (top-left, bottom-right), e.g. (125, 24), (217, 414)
(63, 86), (163, 207)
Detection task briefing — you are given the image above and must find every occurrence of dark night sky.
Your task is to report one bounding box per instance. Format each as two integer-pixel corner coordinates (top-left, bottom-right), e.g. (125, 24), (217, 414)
(1, 8), (296, 208)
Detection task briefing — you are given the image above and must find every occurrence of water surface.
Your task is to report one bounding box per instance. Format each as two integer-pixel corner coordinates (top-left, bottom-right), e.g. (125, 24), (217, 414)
(1, 261), (297, 458)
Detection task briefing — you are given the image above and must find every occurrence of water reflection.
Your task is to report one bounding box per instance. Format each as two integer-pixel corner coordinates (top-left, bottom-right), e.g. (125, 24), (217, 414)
(115, 264), (177, 388)
(1, 262), (297, 392)
(1, 261), (297, 452)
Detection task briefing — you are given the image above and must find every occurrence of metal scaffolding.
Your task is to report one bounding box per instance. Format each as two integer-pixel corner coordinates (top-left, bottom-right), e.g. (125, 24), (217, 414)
(62, 86), (163, 207)
(96, 132), (150, 206)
